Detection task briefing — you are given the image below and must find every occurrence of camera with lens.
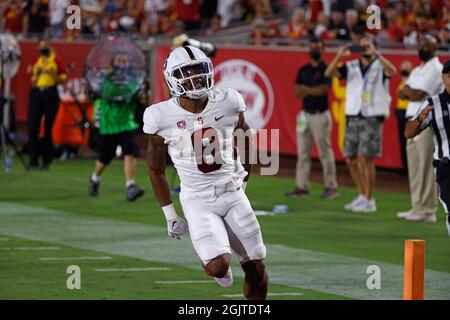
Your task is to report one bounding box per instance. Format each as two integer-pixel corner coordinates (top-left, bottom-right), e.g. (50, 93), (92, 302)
(172, 34), (217, 58)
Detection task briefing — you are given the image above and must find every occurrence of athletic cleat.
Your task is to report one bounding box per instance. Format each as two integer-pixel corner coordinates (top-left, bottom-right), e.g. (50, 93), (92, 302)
(352, 198), (377, 213)
(397, 210), (413, 219)
(88, 178), (100, 197)
(126, 184), (145, 202)
(344, 195), (364, 211)
(214, 267), (233, 288)
(405, 213), (437, 222)
(285, 188), (309, 198)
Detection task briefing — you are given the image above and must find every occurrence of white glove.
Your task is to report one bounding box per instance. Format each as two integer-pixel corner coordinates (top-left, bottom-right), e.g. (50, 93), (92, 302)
(167, 217), (188, 240)
(162, 203), (188, 240)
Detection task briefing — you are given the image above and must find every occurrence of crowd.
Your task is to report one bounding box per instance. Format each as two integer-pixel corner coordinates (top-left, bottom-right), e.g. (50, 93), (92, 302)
(250, 0), (450, 49)
(0, 0), (285, 41)
(1, 0), (449, 48)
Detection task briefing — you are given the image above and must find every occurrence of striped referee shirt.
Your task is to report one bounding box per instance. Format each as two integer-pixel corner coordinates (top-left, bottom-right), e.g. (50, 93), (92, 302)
(413, 89), (450, 161)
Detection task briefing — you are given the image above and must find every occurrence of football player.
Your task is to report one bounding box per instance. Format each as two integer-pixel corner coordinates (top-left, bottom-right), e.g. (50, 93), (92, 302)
(143, 46), (268, 299)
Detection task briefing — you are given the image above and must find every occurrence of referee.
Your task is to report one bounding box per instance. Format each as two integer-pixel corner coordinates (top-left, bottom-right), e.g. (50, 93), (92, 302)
(405, 60), (450, 237)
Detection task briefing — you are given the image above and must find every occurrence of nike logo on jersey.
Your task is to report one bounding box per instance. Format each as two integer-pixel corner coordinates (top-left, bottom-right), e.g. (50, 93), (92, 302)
(215, 115), (224, 121)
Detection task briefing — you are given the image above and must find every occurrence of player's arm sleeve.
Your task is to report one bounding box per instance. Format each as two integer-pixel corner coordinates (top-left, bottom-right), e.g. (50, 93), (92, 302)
(411, 98), (433, 129)
(143, 107), (159, 134)
(233, 89), (247, 113)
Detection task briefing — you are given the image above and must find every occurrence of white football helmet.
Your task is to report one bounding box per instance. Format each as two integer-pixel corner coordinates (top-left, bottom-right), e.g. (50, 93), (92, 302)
(163, 45), (214, 100)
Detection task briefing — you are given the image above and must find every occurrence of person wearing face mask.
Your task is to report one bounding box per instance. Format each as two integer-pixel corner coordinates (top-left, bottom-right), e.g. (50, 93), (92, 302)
(286, 37), (338, 200)
(27, 38), (67, 170)
(395, 61), (413, 175)
(87, 53), (146, 202)
(325, 34), (397, 213)
(396, 35), (443, 222)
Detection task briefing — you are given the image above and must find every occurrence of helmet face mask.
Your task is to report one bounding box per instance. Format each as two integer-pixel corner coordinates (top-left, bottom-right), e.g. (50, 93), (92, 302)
(164, 46), (214, 100)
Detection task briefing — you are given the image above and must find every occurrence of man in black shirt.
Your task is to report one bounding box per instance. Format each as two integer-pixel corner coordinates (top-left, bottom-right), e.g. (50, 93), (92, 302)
(286, 38), (338, 199)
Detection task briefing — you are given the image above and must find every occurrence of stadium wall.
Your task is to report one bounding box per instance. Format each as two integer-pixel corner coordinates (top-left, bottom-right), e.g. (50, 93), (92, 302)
(11, 41), (450, 170)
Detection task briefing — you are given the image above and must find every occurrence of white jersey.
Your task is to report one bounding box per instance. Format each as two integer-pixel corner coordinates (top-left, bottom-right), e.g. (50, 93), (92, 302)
(143, 88), (248, 194)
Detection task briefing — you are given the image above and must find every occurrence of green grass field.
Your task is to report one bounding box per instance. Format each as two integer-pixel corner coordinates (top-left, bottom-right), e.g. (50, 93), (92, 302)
(0, 159), (449, 300)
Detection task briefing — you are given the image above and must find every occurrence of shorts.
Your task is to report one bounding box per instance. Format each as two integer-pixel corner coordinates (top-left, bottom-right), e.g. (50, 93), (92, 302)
(180, 186), (266, 265)
(97, 130), (139, 165)
(344, 116), (383, 158)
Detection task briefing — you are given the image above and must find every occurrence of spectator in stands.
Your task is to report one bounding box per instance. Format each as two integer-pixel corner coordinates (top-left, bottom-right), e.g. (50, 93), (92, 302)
(144, 0), (168, 27)
(325, 35), (397, 213)
(2, 0), (25, 34)
(386, 6), (405, 42)
(242, 0), (273, 22)
(343, 9), (362, 41)
(282, 7), (308, 39)
(395, 61), (413, 176)
(314, 11), (331, 40)
(286, 37), (338, 200)
(250, 17), (266, 45)
(49, 0), (70, 39)
(438, 25), (450, 49)
(328, 7), (346, 40)
(403, 22), (419, 48)
(171, 0), (201, 31)
(200, 0), (217, 28)
(23, 0), (49, 37)
(27, 39), (67, 170)
(397, 35), (443, 222)
(217, 0), (241, 27)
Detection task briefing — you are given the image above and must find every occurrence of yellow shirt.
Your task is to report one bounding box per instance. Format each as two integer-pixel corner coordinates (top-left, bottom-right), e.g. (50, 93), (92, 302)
(397, 80), (408, 110)
(32, 52), (67, 88)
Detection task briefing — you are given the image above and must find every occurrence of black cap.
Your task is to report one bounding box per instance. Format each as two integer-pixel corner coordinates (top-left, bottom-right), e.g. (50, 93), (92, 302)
(443, 60), (450, 74)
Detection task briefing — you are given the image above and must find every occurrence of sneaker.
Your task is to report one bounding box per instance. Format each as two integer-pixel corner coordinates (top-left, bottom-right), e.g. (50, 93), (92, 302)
(321, 188), (339, 200)
(214, 267), (233, 288)
(88, 177), (100, 197)
(397, 210), (413, 219)
(352, 198), (377, 213)
(285, 188), (310, 198)
(405, 213), (437, 222)
(126, 184), (145, 202)
(344, 195), (364, 211)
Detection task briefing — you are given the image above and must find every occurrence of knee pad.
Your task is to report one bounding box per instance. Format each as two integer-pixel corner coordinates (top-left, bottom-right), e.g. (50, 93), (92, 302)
(250, 244), (266, 260)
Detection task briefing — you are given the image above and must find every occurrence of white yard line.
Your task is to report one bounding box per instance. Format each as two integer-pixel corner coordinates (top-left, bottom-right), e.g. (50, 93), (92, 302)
(155, 280), (214, 285)
(40, 256), (111, 261)
(0, 246), (60, 251)
(94, 267), (170, 272)
(223, 292), (304, 298)
(1, 202), (449, 300)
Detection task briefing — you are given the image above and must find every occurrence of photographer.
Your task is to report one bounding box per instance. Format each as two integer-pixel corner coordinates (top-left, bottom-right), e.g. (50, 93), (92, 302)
(27, 38), (66, 170)
(325, 35), (397, 213)
(88, 53), (146, 202)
